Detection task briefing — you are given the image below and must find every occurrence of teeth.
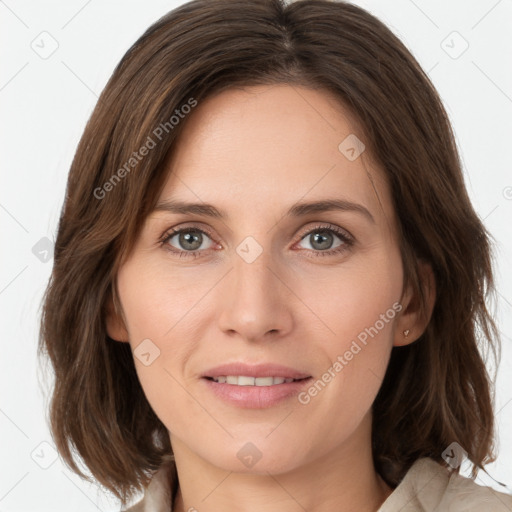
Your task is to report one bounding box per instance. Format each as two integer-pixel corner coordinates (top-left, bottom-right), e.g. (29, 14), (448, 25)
(210, 376), (297, 386)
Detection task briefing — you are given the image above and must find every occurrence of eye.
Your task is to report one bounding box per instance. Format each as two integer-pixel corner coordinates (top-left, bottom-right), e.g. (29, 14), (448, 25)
(160, 223), (354, 259)
(161, 226), (217, 257)
(295, 224), (353, 257)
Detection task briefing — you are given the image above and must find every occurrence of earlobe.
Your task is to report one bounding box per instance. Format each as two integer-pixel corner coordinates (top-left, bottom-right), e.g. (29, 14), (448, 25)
(105, 293), (129, 342)
(394, 261), (436, 347)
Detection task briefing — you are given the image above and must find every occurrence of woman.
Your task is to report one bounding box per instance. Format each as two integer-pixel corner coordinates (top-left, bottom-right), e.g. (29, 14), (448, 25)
(38, 0), (512, 510)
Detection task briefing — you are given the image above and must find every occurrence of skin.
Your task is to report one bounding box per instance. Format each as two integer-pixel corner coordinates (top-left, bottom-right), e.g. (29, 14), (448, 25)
(107, 84), (435, 512)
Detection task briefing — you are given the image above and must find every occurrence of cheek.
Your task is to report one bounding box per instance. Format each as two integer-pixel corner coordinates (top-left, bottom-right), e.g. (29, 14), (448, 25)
(295, 252), (402, 346)
(115, 258), (217, 420)
(294, 253), (402, 409)
(117, 255), (218, 341)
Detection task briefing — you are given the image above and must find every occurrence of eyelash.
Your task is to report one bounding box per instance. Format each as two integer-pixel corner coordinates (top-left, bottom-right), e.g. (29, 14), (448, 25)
(159, 223), (354, 259)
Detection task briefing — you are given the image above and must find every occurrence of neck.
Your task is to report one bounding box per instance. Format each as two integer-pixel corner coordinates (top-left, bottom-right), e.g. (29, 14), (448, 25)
(170, 413), (393, 512)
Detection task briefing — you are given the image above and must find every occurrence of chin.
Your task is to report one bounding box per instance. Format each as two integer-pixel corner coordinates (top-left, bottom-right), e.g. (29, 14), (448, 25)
(199, 439), (310, 475)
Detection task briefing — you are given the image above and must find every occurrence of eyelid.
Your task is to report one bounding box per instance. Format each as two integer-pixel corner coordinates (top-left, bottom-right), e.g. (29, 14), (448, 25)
(159, 223), (218, 251)
(295, 222), (354, 244)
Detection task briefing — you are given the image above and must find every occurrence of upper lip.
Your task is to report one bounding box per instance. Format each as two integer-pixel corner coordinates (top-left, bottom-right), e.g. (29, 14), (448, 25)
(202, 363), (311, 380)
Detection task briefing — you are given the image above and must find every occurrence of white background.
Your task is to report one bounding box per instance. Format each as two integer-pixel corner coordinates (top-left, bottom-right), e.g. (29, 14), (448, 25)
(1, 0), (511, 510)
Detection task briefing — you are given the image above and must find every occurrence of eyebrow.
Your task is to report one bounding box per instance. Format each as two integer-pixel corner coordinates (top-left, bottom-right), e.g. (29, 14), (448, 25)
(153, 198), (375, 224)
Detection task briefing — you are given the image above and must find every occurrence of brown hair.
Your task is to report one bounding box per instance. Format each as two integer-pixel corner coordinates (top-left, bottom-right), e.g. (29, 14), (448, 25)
(38, 0), (500, 505)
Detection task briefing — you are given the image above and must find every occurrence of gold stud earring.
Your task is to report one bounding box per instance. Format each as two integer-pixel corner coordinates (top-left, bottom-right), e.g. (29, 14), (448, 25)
(403, 329), (410, 337)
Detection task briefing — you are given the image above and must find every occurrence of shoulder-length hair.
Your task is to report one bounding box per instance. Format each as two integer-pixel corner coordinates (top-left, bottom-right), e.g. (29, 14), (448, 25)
(38, 0), (500, 505)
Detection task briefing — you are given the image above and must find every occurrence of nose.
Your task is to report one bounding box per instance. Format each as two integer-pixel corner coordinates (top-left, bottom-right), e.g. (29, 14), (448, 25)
(216, 242), (294, 343)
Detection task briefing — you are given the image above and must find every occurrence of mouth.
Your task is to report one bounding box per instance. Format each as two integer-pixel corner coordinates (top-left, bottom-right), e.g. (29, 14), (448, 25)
(201, 362), (311, 381)
(200, 363), (313, 408)
(203, 375), (310, 386)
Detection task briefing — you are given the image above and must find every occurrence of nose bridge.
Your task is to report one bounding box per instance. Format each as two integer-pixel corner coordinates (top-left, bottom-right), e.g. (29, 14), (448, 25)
(232, 236), (279, 311)
(234, 243), (274, 297)
(216, 235), (292, 340)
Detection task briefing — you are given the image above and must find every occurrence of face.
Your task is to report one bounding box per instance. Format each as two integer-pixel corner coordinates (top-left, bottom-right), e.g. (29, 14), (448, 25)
(108, 84), (418, 475)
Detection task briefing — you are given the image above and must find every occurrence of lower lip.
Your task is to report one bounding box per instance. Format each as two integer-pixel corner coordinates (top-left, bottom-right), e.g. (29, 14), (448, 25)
(202, 377), (313, 409)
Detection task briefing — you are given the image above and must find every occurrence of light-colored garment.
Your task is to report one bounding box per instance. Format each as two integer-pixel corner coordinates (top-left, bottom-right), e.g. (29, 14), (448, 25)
(377, 458), (512, 511)
(122, 457), (512, 511)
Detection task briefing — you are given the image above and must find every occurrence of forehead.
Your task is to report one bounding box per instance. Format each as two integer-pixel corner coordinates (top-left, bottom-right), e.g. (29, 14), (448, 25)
(159, 84), (393, 226)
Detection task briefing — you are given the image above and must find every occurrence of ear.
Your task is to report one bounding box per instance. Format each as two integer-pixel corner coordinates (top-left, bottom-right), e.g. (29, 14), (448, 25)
(105, 291), (129, 343)
(394, 260), (436, 347)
